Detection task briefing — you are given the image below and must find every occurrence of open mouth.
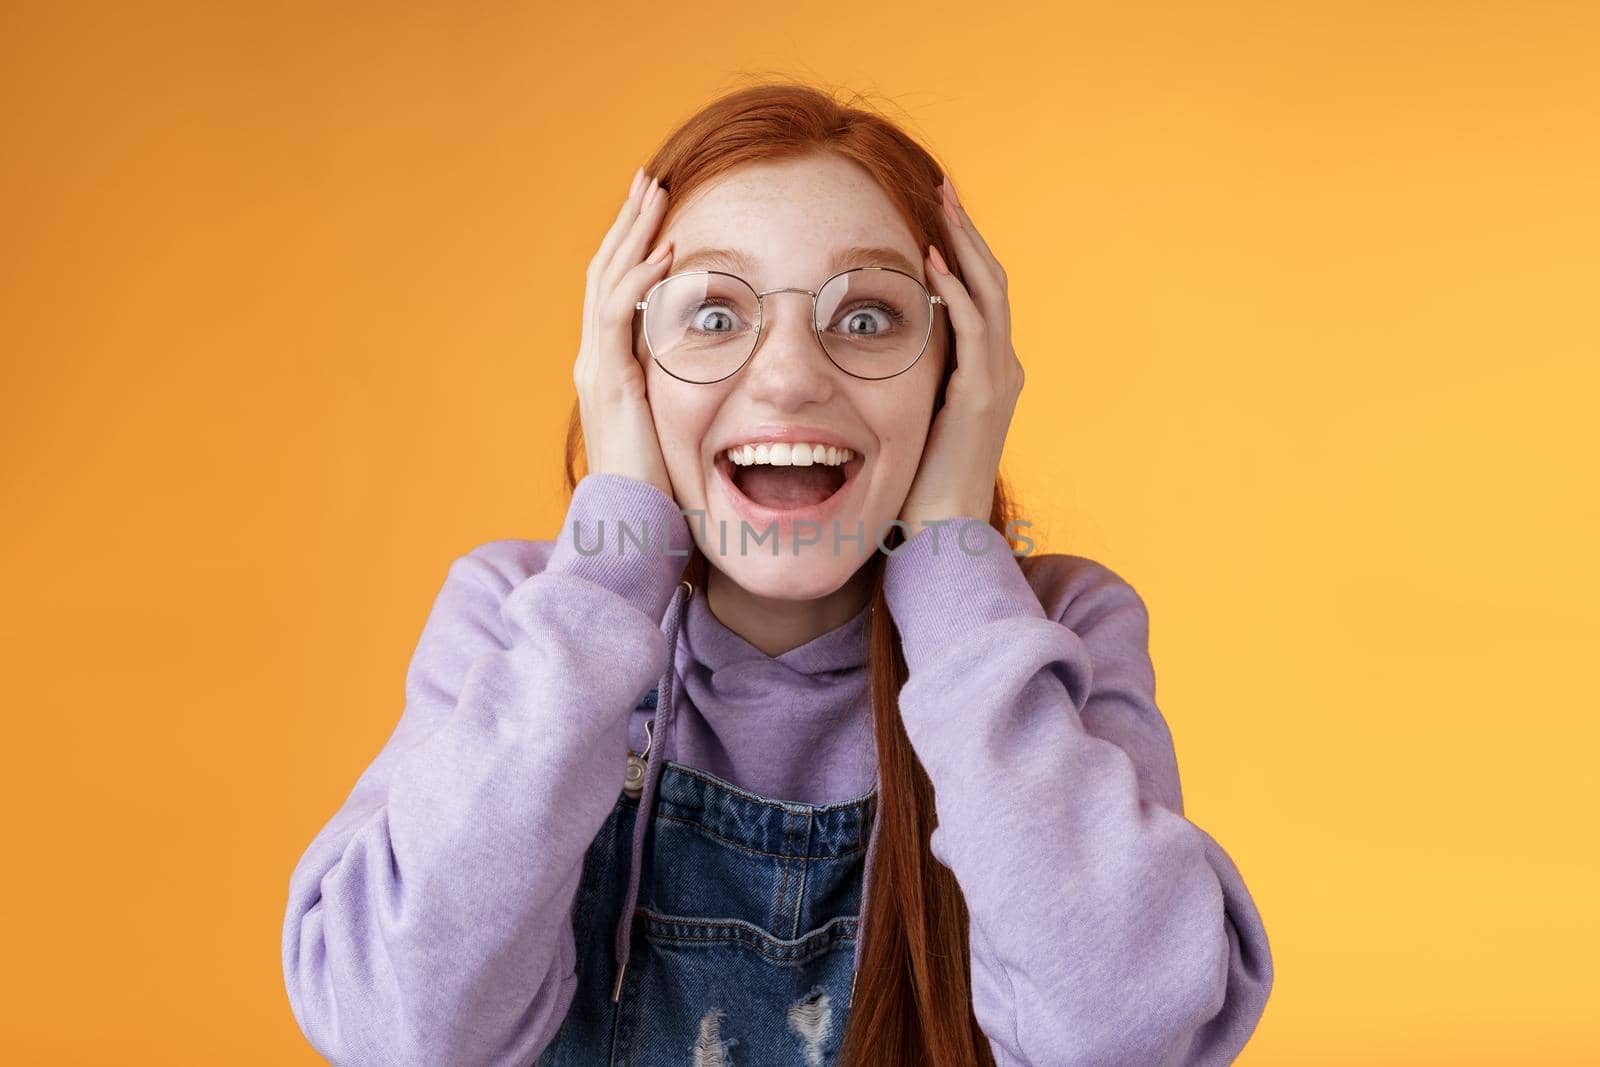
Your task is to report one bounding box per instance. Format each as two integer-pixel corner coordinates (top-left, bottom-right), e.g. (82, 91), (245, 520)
(714, 447), (865, 519)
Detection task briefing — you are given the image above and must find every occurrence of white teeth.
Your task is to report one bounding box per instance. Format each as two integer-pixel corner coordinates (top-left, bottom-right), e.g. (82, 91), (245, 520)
(725, 442), (856, 467)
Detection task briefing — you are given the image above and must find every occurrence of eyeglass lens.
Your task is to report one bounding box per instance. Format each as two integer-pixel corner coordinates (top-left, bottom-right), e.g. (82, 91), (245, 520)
(643, 269), (932, 383)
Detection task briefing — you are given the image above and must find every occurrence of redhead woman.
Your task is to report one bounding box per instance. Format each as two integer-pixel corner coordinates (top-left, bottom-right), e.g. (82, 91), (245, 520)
(282, 83), (1274, 1066)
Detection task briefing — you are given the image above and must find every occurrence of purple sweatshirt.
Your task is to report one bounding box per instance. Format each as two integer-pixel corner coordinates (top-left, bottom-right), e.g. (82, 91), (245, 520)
(281, 473), (1274, 1065)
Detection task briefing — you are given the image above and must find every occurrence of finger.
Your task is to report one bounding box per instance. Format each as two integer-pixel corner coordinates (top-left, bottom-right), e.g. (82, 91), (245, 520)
(939, 178), (1010, 328)
(942, 176), (1003, 273)
(584, 168), (649, 349)
(599, 240), (675, 368)
(592, 168), (650, 278)
(925, 243), (995, 388)
(940, 177), (1004, 310)
(602, 178), (670, 295)
(591, 175), (663, 354)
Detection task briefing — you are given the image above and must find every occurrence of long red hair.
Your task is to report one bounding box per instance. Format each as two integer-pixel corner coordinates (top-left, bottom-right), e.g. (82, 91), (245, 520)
(563, 80), (1017, 1066)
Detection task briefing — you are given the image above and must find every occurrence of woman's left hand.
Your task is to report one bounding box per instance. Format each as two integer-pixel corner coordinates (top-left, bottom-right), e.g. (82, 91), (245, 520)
(898, 174), (1026, 535)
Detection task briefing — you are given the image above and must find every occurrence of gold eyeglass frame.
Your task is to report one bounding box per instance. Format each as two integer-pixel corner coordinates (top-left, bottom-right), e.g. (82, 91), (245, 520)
(634, 265), (947, 385)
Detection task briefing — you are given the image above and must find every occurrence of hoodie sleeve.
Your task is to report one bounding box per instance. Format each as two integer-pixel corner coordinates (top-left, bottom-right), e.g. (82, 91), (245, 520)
(881, 519), (1274, 1067)
(281, 473), (690, 1067)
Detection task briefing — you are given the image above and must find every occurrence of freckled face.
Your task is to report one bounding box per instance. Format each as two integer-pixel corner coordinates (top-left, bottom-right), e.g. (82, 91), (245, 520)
(639, 154), (948, 601)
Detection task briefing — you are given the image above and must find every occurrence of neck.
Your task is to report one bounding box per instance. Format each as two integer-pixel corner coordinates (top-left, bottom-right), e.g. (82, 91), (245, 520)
(703, 562), (875, 658)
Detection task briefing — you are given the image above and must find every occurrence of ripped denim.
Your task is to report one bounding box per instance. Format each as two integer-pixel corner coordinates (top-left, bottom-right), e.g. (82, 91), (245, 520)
(537, 694), (877, 1067)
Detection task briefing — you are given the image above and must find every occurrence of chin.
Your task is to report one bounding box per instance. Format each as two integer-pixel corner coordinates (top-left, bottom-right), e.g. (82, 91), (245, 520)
(700, 534), (868, 603)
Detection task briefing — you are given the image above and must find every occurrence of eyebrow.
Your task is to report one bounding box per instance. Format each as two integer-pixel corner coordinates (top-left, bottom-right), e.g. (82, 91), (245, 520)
(670, 244), (924, 283)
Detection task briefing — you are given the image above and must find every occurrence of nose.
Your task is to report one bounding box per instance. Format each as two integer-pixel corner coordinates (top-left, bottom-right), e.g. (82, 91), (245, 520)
(741, 290), (838, 404)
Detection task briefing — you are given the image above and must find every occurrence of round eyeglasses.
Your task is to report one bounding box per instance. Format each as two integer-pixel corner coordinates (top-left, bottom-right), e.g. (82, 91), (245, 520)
(635, 266), (946, 384)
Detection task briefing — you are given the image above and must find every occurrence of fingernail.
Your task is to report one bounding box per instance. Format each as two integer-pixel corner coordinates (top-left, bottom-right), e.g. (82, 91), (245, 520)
(647, 240), (671, 264)
(644, 181), (661, 211)
(929, 245), (951, 275)
(630, 167), (644, 198)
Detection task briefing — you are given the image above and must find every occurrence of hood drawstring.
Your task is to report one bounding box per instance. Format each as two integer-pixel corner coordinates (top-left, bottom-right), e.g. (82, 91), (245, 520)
(608, 578), (878, 1007)
(611, 576), (693, 1002)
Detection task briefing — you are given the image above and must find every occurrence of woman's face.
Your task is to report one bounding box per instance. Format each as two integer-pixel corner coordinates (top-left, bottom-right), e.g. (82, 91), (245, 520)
(641, 153), (948, 601)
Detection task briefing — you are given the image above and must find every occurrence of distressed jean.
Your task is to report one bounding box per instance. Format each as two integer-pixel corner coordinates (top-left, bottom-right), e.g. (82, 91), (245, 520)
(537, 692), (878, 1066)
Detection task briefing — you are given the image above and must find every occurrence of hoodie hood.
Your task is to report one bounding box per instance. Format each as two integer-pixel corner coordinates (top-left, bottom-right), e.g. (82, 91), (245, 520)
(610, 578), (881, 1003)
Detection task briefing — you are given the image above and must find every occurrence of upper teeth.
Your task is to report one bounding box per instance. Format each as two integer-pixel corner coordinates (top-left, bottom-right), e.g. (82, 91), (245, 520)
(725, 443), (854, 467)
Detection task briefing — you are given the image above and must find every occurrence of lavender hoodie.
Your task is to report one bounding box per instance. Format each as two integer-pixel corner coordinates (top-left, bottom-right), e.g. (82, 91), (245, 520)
(281, 473), (1274, 1065)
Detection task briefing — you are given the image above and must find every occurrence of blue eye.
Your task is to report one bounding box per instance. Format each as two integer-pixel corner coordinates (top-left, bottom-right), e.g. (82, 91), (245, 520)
(686, 303), (742, 333)
(834, 301), (909, 337)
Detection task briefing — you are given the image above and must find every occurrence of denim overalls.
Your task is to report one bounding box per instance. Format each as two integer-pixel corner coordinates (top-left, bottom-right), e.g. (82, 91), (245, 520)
(536, 580), (881, 1066)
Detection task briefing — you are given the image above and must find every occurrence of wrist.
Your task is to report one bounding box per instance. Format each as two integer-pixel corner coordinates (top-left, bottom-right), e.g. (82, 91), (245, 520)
(900, 501), (991, 533)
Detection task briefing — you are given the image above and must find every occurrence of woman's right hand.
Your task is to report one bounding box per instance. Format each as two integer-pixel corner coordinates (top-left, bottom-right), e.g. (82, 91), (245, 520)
(572, 167), (677, 498)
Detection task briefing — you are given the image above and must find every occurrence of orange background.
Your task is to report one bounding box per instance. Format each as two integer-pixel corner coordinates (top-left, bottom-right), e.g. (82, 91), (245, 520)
(3, 1), (1595, 1063)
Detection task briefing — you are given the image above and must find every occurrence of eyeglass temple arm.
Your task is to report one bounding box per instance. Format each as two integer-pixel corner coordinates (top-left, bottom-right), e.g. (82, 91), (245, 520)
(640, 294), (944, 310)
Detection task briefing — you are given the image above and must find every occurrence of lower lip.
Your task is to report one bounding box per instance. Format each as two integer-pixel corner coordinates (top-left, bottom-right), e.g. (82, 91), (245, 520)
(714, 451), (865, 543)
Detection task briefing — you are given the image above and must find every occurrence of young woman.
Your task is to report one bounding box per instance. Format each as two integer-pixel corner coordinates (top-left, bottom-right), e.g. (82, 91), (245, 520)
(282, 83), (1274, 1066)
